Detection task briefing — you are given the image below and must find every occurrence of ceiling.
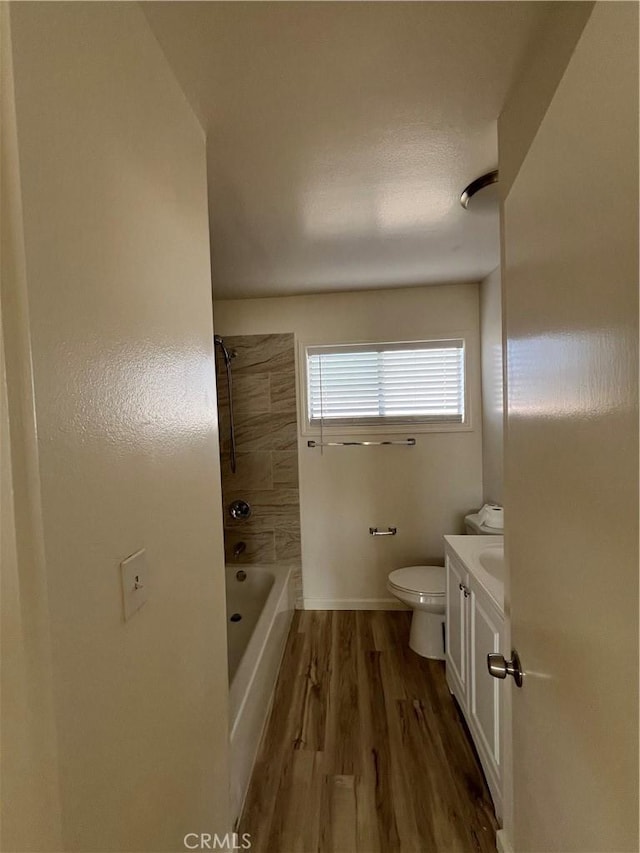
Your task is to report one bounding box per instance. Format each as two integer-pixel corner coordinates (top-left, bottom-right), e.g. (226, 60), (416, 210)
(145, 2), (552, 299)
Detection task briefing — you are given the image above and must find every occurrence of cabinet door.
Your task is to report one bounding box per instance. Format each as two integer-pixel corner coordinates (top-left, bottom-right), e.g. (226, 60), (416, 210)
(445, 554), (467, 697)
(469, 584), (502, 782)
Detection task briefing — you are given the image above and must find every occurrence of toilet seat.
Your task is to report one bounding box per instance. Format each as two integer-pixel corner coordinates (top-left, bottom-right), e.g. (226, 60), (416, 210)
(387, 565), (445, 596)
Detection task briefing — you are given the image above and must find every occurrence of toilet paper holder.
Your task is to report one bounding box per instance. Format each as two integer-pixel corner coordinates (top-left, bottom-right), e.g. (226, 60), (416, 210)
(369, 527), (397, 536)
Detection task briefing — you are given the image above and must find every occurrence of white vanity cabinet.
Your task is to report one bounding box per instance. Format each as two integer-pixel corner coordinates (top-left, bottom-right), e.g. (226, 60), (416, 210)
(444, 537), (504, 820)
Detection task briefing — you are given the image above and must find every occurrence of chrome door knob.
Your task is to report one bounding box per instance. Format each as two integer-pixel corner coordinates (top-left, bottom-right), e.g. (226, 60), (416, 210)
(487, 649), (524, 688)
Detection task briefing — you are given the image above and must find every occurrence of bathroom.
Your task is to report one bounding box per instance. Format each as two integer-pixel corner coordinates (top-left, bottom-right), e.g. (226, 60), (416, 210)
(214, 280), (504, 845)
(2, 4), (638, 853)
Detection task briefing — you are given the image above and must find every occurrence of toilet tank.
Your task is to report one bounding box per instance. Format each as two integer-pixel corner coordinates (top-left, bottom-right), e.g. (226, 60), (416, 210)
(464, 511), (504, 535)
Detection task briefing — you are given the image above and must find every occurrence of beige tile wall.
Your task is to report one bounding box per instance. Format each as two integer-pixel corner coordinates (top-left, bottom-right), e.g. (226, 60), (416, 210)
(216, 333), (303, 604)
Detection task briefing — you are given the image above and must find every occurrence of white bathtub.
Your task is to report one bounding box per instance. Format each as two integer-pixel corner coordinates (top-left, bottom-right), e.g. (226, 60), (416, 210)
(226, 562), (294, 824)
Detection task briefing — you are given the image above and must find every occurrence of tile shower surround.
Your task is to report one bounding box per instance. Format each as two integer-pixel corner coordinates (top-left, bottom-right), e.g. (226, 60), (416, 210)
(216, 333), (303, 605)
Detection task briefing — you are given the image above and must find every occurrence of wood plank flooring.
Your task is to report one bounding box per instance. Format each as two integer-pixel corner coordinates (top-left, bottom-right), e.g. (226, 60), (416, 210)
(240, 611), (498, 853)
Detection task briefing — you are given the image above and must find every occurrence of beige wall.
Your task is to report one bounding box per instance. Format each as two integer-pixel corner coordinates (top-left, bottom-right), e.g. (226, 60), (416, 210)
(1, 196), (63, 853)
(479, 267), (503, 505)
(498, 2), (593, 197)
(215, 285), (483, 607)
(6, 3), (230, 850)
(1, 6), (63, 849)
(501, 2), (638, 849)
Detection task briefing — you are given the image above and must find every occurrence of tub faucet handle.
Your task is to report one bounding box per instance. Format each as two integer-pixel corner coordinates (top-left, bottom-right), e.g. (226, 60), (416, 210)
(233, 541), (247, 560)
(229, 499), (252, 520)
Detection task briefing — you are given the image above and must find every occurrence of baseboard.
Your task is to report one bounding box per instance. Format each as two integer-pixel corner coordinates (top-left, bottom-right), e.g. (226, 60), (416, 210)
(303, 597), (410, 610)
(496, 828), (514, 853)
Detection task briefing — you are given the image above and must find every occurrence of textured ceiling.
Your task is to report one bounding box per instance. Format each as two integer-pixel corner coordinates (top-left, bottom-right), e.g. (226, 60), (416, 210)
(145, 2), (552, 298)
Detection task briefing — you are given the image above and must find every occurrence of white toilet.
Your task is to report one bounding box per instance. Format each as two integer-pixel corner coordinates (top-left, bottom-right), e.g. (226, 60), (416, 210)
(387, 565), (446, 660)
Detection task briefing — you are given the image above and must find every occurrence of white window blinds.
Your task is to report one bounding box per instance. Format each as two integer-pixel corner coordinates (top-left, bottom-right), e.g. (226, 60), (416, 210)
(306, 340), (465, 426)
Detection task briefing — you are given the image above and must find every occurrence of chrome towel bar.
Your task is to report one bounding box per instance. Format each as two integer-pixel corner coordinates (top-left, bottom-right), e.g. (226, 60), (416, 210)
(307, 438), (416, 448)
(369, 527), (397, 536)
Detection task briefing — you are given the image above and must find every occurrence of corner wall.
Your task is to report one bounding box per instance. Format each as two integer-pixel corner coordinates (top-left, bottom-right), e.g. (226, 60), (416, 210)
(479, 267), (503, 505)
(7, 4), (230, 849)
(1, 7), (63, 849)
(498, 1), (594, 196)
(214, 284), (483, 609)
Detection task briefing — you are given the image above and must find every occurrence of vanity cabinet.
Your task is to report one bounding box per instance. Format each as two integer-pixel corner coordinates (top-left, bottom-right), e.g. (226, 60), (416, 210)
(445, 543), (504, 820)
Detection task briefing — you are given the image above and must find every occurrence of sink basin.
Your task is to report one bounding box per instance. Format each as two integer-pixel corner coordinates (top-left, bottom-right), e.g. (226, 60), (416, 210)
(478, 544), (504, 580)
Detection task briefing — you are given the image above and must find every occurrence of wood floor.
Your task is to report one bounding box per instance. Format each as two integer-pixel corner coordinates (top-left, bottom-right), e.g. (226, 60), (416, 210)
(240, 610), (498, 853)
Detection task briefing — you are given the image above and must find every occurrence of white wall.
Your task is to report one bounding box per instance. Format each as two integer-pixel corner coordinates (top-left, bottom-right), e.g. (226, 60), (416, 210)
(215, 285), (483, 608)
(6, 4), (230, 850)
(479, 267), (503, 505)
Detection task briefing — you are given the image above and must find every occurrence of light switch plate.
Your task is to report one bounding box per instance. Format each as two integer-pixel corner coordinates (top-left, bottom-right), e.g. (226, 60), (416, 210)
(120, 548), (148, 621)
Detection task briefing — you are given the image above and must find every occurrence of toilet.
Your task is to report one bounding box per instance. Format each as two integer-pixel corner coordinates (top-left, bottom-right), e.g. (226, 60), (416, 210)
(387, 565), (446, 660)
(464, 508), (504, 535)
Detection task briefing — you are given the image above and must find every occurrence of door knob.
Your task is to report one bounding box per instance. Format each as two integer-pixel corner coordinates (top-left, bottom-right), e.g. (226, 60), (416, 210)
(487, 649), (524, 688)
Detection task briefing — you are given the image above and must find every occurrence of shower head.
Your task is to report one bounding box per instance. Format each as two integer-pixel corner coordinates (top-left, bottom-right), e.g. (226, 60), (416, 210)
(214, 334), (234, 367)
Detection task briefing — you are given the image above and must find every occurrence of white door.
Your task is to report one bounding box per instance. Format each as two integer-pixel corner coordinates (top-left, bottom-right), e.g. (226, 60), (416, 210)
(445, 554), (468, 696)
(502, 4), (638, 851)
(469, 585), (501, 782)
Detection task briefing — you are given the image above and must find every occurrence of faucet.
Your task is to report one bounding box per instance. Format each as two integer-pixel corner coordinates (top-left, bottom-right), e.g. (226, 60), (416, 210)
(233, 541), (246, 561)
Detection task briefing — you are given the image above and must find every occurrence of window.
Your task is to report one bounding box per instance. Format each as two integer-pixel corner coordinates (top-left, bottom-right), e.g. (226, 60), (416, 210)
(305, 339), (466, 429)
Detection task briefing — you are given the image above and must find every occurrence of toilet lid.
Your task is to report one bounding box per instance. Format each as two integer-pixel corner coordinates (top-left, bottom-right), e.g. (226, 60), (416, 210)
(388, 565), (445, 595)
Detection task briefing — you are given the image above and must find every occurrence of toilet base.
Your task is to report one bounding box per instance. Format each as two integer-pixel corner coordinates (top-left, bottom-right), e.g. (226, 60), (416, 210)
(409, 610), (445, 660)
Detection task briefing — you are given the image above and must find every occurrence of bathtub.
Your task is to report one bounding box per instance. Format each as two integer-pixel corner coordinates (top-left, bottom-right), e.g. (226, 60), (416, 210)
(226, 562), (294, 824)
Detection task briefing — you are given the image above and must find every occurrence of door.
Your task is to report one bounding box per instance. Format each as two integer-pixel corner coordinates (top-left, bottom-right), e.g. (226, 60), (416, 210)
(469, 584), (501, 788)
(445, 553), (467, 697)
(502, 4), (639, 850)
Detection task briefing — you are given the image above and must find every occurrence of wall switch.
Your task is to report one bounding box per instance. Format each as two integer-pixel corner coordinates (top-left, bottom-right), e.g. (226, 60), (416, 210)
(120, 548), (148, 621)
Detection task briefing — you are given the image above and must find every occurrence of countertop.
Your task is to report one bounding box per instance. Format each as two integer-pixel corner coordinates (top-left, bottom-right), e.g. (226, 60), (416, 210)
(444, 535), (505, 611)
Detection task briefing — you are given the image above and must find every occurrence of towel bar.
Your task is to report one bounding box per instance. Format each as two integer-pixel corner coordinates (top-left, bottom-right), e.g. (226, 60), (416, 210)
(369, 527), (397, 536)
(307, 438), (416, 448)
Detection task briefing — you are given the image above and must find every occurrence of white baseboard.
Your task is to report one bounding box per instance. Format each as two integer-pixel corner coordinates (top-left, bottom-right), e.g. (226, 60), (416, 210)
(303, 597), (410, 611)
(496, 828), (514, 853)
